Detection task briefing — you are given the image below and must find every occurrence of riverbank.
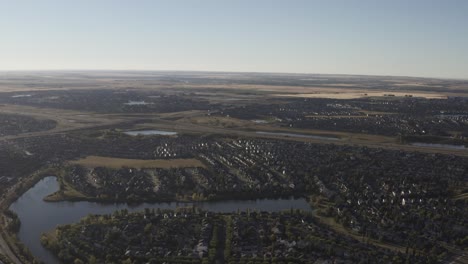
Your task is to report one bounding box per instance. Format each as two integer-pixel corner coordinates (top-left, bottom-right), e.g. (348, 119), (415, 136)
(10, 176), (313, 264)
(0, 166), (64, 264)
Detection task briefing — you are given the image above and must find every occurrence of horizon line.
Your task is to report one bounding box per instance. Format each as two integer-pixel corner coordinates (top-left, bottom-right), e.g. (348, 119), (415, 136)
(0, 68), (467, 81)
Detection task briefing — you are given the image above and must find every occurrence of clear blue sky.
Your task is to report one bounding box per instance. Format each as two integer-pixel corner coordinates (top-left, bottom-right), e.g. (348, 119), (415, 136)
(1, 0), (467, 79)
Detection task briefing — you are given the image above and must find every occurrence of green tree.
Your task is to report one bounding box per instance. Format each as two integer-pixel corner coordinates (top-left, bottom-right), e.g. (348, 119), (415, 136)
(89, 255), (97, 264)
(122, 258), (133, 264)
(144, 223), (153, 234)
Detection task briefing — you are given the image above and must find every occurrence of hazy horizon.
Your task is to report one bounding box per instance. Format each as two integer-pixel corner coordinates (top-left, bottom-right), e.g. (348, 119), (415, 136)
(1, 69), (467, 82)
(1, 0), (467, 79)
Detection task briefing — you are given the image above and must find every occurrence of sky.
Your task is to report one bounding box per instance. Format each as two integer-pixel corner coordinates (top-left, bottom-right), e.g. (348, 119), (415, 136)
(0, 0), (467, 79)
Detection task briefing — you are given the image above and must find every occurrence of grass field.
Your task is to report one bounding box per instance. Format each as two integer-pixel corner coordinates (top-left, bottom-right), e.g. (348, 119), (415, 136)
(70, 156), (206, 169)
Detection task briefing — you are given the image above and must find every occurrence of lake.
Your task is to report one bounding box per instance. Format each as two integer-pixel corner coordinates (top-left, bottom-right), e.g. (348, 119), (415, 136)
(411, 143), (466, 150)
(10, 176), (312, 264)
(123, 130), (178, 136)
(256, 131), (340, 141)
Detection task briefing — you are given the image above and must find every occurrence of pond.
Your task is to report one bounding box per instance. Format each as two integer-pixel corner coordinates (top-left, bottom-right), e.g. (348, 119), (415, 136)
(256, 131), (340, 141)
(123, 130), (178, 136)
(411, 143), (466, 150)
(11, 94), (32, 98)
(251, 120), (268, 124)
(124, 100), (153, 105)
(10, 176), (312, 264)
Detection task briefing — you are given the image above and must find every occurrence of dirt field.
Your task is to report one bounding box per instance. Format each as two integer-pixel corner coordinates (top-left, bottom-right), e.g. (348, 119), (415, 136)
(70, 156), (206, 169)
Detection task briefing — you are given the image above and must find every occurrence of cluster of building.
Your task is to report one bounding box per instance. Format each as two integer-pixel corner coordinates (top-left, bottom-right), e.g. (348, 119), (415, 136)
(295, 114), (468, 137)
(44, 209), (435, 264)
(42, 208), (212, 264)
(222, 97), (468, 138)
(0, 119), (466, 261)
(54, 136), (468, 257)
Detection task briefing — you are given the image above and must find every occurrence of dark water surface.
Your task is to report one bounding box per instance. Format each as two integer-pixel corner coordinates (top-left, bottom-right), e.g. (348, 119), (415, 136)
(123, 130), (178, 136)
(10, 176), (312, 264)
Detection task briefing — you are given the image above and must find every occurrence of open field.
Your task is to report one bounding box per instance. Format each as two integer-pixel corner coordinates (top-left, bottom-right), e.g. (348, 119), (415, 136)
(276, 91), (448, 99)
(70, 156), (206, 169)
(0, 104), (128, 142)
(1, 71), (468, 94)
